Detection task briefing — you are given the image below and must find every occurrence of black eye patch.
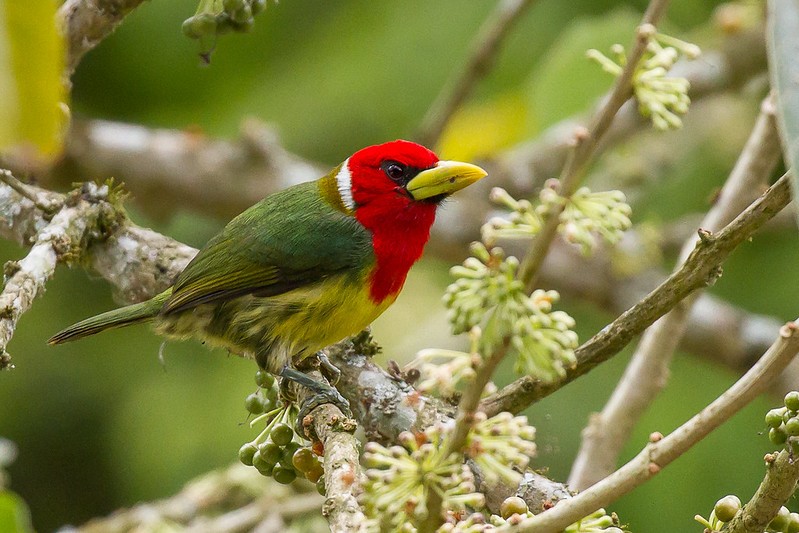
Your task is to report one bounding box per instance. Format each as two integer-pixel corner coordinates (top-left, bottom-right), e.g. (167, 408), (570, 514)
(380, 160), (424, 186)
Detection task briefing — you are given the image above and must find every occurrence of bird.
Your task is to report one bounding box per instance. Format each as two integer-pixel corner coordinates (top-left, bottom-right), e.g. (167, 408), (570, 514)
(49, 140), (487, 413)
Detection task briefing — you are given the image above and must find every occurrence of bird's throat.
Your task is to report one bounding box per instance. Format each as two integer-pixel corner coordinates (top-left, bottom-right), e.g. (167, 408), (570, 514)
(357, 202), (437, 303)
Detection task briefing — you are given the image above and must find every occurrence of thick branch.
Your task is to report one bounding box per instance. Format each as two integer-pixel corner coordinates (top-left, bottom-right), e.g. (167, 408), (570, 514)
(481, 173), (793, 416)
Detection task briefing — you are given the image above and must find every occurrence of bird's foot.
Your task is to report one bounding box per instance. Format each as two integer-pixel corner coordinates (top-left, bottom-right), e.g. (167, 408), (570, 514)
(279, 366), (352, 436)
(316, 351), (341, 385)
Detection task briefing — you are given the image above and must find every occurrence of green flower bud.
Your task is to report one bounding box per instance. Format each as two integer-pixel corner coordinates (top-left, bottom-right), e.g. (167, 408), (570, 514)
(785, 391), (799, 412)
(500, 496), (528, 519)
(713, 494), (741, 522)
(769, 506), (791, 532)
(238, 443), (257, 466)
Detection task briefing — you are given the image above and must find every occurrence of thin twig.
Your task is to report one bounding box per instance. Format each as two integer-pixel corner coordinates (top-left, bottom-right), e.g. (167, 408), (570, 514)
(497, 320), (799, 533)
(481, 173), (793, 416)
(518, 0), (671, 290)
(0, 170), (61, 214)
(568, 95), (782, 490)
(415, 0), (538, 147)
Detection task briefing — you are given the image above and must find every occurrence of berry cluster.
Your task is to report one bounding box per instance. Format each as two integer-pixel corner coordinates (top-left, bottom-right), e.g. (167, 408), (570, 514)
(182, 0), (268, 60)
(766, 391), (799, 452)
(237, 370), (325, 494)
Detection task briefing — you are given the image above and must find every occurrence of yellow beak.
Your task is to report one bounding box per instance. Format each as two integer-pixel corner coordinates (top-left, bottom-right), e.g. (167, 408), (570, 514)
(405, 160), (488, 201)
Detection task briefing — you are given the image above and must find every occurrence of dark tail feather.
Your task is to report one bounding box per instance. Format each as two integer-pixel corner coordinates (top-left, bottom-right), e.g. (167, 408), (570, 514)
(48, 291), (170, 345)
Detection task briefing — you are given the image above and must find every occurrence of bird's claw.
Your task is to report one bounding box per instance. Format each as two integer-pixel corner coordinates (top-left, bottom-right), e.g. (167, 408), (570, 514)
(317, 351), (341, 385)
(279, 365), (352, 436)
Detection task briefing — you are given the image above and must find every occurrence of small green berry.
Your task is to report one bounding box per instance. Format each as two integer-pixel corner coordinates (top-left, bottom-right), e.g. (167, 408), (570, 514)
(785, 391), (799, 412)
(258, 441), (282, 465)
(767, 409), (786, 429)
(273, 465), (297, 484)
(252, 451), (274, 476)
(785, 417), (799, 437)
(305, 462), (324, 483)
(255, 370), (275, 389)
(271, 423), (294, 446)
(245, 392), (264, 414)
(223, 0), (246, 13)
(250, 0), (267, 15)
(292, 447), (316, 473)
(713, 494), (741, 523)
(500, 496), (528, 519)
(316, 477), (326, 496)
(770, 506), (791, 532)
(281, 442), (302, 468)
(182, 13), (217, 39)
(787, 512), (799, 533)
(230, 4), (252, 24)
(238, 443), (257, 466)
(770, 427), (788, 446)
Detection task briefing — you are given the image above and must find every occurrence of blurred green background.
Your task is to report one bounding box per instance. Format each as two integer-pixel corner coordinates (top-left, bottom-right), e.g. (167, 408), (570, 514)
(2, 0), (795, 531)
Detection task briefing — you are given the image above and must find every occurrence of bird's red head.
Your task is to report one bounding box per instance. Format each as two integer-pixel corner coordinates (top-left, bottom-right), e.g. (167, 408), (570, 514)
(333, 140), (487, 303)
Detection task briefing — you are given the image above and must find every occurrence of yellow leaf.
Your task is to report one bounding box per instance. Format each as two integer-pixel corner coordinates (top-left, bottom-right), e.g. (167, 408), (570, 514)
(0, 0), (67, 159)
(436, 92), (528, 161)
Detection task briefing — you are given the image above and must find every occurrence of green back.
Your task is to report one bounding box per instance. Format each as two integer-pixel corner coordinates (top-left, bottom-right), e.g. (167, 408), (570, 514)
(163, 180), (374, 314)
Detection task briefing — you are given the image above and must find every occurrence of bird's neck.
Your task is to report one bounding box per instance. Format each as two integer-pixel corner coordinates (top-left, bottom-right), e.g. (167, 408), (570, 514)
(355, 202), (437, 303)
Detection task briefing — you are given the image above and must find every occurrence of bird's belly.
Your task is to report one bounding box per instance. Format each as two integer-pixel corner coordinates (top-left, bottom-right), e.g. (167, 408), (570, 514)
(154, 274), (395, 373)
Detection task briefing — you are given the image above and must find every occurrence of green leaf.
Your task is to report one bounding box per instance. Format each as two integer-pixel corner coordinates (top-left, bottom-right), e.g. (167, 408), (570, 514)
(768, 0), (799, 220)
(0, 0), (67, 157)
(0, 491), (33, 533)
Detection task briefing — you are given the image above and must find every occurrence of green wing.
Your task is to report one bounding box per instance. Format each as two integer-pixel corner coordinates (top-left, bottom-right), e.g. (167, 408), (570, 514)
(162, 181), (373, 314)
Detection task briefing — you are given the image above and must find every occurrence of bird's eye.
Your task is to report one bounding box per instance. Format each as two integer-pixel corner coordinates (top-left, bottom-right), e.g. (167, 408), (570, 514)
(382, 161), (407, 182)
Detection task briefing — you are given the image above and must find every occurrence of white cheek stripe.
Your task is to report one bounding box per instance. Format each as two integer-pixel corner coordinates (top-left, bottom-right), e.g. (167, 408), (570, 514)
(336, 158), (356, 212)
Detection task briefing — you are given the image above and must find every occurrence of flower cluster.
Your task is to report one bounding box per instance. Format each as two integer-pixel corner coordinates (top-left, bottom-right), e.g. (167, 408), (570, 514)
(587, 28), (700, 130)
(549, 184), (633, 255)
(362, 425), (484, 532)
(481, 187), (542, 246)
(465, 412), (536, 484)
(406, 328), (490, 399)
(443, 243), (577, 381)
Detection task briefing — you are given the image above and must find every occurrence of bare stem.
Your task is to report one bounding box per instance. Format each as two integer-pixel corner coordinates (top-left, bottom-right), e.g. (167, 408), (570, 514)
(415, 0), (538, 147)
(518, 0), (671, 290)
(498, 320), (799, 533)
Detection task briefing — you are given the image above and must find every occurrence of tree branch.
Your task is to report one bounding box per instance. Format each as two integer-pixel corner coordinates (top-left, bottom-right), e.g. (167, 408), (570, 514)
(722, 448), (799, 533)
(72, 464), (324, 532)
(0, 172), (116, 369)
(481, 173), (793, 416)
(58, 0), (149, 76)
(568, 94), (781, 490)
(498, 320), (799, 533)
